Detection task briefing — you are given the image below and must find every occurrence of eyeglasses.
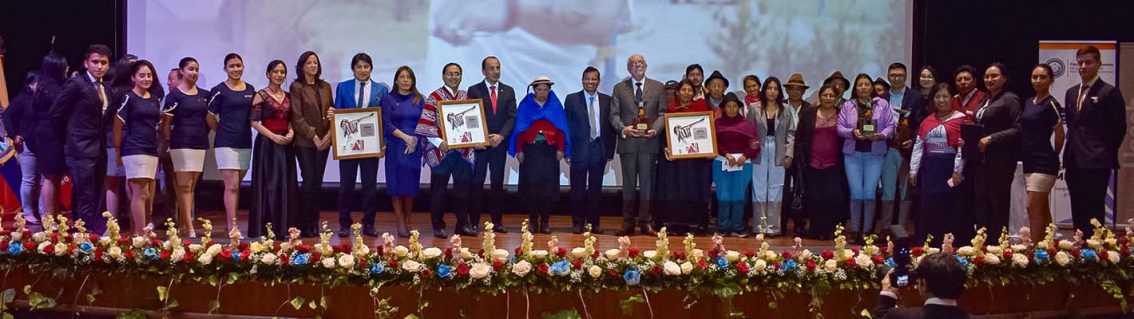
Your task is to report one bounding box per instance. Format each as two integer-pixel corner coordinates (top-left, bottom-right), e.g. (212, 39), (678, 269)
(629, 61), (646, 67)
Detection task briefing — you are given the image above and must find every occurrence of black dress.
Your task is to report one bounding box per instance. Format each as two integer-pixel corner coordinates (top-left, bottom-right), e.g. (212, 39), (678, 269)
(247, 91), (299, 239)
(655, 133), (712, 232)
(30, 80), (68, 176)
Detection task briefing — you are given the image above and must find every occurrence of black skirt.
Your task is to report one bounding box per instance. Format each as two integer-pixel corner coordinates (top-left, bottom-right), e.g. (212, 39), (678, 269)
(655, 156), (712, 227)
(518, 141), (560, 213)
(247, 134), (299, 239)
(803, 165), (847, 239)
(916, 153), (971, 246)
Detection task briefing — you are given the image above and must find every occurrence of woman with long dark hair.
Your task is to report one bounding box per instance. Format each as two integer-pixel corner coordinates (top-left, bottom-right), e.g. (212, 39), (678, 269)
(837, 73), (896, 243)
(208, 53), (256, 232)
(289, 51), (333, 235)
(794, 85), (848, 240)
(32, 53), (69, 220)
(1020, 64), (1064, 243)
(5, 71), (42, 224)
(972, 63), (1022, 241)
(248, 60), (298, 239)
(114, 60), (165, 234)
(747, 76), (796, 237)
(655, 80), (711, 234)
(381, 66), (425, 236)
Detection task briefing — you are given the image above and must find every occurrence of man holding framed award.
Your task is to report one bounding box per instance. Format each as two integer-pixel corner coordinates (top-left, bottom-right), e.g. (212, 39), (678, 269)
(416, 62), (483, 238)
(610, 54), (666, 236)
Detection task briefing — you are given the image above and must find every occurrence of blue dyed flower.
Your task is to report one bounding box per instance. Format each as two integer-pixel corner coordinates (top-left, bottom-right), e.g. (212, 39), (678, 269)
(716, 257), (729, 269)
(782, 259), (798, 272)
(885, 258), (896, 268)
(370, 262), (385, 275)
(292, 253), (309, 266)
(623, 270), (641, 286)
(437, 264), (453, 278)
(1081, 249), (1099, 260)
(7, 243), (22, 255)
(550, 261), (571, 276)
(143, 248), (158, 260)
(955, 256), (969, 268)
(231, 251), (241, 262)
(78, 242), (94, 253)
(1034, 249), (1050, 262)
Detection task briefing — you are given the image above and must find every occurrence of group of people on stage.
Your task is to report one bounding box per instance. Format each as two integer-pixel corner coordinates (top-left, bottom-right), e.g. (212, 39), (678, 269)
(4, 44), (1126, 244)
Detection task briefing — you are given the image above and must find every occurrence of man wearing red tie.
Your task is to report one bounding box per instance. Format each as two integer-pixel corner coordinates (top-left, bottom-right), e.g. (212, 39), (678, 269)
(1064, 46), (1127, 237)
(467, 56), (517, 233)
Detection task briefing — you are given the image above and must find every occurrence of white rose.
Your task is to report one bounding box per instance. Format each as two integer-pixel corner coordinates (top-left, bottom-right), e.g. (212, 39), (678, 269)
(460, 248), (473, 259)
(52, 243), (66, 256)
(927, 248), (941, 255)
(1011, 253), (1029, 267)
(571, 247), (587, 258)
(604, 249), (621, 260)
(725, 251), (740, 262)
(470, 262), (492, 279)
(755, 234), (765, 241)
(842, 250), (855, 260)
(799, 249), (813, 261)
(261, 253), (278, 265)
(493, 249), (509, 261)
(863, 245), (879, 256)
(754, 259), (768, 273)
(337, 254), (356, 268)
(206, 244), (223, 257)
(956, 247), (975, 257)
(512, 260), (533, 277)
(680, 262), (694, 275)
(1108, 251), (1121, 264)
(169, 248), (185, 262)
(401, 260), (422, 272)
(1057, 240), (1073, 251)
(10, 232), (22, 242)
(198, 254), (214, 265)
(107, 246), (123, 259)
(1087, 239), (1102, 250)
(278, 242), (292, 252)
(189, 244), (204, 254)
(1036, 241), (1050, 250)
(643, 250), (657, 260)
(1011, 244), (1027, 253)
(354, 245), (370, 256)
(1055, 251), (1071, 266)
(764, 250), (778, 260)
(393, 246), (409, 257)
(983, 253), (1000, 265)
(692, 249), (705, 260)
(251, 242), (266, 254)
(132, 236), (147, 248)
(421, 247), (442, 260)
(986, 246), (1003, 255)
(321, 257), (336, 269)
(532, 250), (548, 260)
(588, 265), (603, 278)
(855, 254), (873, 269)
(663, 261), (681, 276)
(824, 259), (838, 273)
(32, 232), (46, 243)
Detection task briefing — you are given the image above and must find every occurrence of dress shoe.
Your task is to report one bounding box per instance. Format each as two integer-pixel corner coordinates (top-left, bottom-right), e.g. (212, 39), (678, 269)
(337, 227), (351, 238)
(640, 225), (657, 236)
(614, 227), (636, 236)
(457, 226), (478, 237)
(363, 227), (379, 238)
(433, 229), (450, 239)
(494, 225), (508, 233)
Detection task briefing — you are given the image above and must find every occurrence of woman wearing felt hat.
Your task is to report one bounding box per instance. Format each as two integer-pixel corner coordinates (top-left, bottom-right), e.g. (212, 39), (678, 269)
(509, 75), (570, 234)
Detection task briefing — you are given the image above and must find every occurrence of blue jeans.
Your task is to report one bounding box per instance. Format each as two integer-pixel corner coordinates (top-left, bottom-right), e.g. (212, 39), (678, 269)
(880, 148), (908, 201)
(17, 149), (43, 221)
(845, 152), (885, 200)
(713, 158), (752, 233)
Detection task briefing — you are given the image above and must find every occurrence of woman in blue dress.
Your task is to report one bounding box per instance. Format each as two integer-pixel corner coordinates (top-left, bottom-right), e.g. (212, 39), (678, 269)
(380, 66), (425, 236)
(113, 60), (165, 234)
(162, 57), (213, 237)
(208, 53), (256, 232)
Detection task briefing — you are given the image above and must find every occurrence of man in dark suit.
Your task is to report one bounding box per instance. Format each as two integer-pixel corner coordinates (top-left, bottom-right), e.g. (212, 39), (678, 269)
(873, 253), (970, 319)
(49, 44), (114, 234)
(467, 56), (516, 233)
(610, 54), (666, 236)
(565, 67), (615, 234)
(1064, 46), (1127, 237)
(878, 63), (922, 234)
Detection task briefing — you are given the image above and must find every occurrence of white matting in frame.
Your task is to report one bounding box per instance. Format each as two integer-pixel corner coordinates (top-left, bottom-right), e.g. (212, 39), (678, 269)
(664, 111), (717, 159)
(437, 99), (490, 149)
(331, 108), (385, 160)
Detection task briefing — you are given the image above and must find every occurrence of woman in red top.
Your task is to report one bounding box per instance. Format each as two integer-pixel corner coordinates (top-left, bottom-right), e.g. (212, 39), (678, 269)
(510, 76), (570, 233)
(793, 85), (849, 240)
(655, 80), (712, 234)
(247, 60), (298, 239)
(712, 92), (759, 237)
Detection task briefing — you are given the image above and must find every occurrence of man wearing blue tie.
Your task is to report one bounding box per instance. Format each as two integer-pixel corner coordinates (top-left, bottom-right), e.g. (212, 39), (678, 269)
(50, 44), (114, 234)
(331, 53), (390, 238)
(565, 67), (615, 234)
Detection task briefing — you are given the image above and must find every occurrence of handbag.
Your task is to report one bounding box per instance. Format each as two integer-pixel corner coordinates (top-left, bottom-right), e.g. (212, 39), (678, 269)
(789, 166), (805, 215)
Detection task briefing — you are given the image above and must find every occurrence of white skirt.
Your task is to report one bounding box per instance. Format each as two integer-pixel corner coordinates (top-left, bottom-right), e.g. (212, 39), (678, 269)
(106, 148), (126, 177)
(170, 149), (207, 172)
(214, 147), (252, 171)
(122, 155), (158, 180)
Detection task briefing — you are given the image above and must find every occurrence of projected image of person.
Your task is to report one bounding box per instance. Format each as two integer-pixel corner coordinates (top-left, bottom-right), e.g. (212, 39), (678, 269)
(382, 66), (426, 237)
(510, 76), (570, 234)
(747, 76), (796, 237)
(416, 63), (478, 239)
(330, 53), (389, 238)
(162, 57), (212, 237)
(656, 80), (710, 235)
(208, 53), (257, 233)
(289, 51), (333, 236)
(248, 60), (298, 239)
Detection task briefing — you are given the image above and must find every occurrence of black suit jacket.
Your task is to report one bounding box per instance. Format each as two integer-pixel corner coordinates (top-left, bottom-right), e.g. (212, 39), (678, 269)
(564, 90), (616, 163)
(1064, 79), (1127, 169)
(50, 74), (114, 159)
(975, 91), (1022, 164)
(873, 295), (970, 319)
(467, 81), (518, 140)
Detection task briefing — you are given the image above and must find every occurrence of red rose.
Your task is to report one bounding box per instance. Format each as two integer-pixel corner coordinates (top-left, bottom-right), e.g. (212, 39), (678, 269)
(42, 244), (54, 254)
(806, 260), (817, 270)
(628, 247), (640, 258)
(457, 263), (470, 276)
(388, 258), (398, 268)
(0, 241), (8, 251)
(311, 253), (321, 261)
(557, 247), (567, 258)
(67, 244), (77, 254)
(650, 265), (661, 275)
(151, 239), (162, 247)
(1070, 249), (1081, 259)
(772, 262), (781, 269)
(571, 260), (582, 269)
(221, 249), (233, 261)
(183, 252), (195, 262)
(280, 254), (289, 265)
(781, 251), (793, 260)
(697, 259), (708, 269)
(239, 250), (251, 261)
(608, 269), (619, 277)
(422, 268), (432, 278)
(879, 246), (890, 255)
(50, 233), (60, 242)
(90, 248), (101, 261)
(851, 248), (860, 255)
(744, 251), (756, 258)
(974, 256), (985, 264)
(911, 247), (924, 257)
(673, 251), (686, 260)
(737, 262), (750, 273)
(872, 256), (885, 265)
(492, 259), (504, 271)
(181, 240), (191, 247)
(592, 250), (600, 258)
(821, 250), (835, 260)
(708, 249), (720, 259)
(358, 258), (368, 268)
(124, 249), (134, 259)
(297, 245), (311, 253)
(117, 237), (130, 246)
(446, 248), (455, 259)
(1100, 250), (1110, 261)
(23, 241), (34, 251)
(159, 250), (171, 260)
(513, 247), (522, 256)
(1122, 248), (1131, 257)
(238, 242), (249, 250)
(89, 233), (100, 242)
(1003, 252), (1013, 260)
(537, 263), (549, 274)
(845, 258), (856, 267)
(478, 248), (486, 257)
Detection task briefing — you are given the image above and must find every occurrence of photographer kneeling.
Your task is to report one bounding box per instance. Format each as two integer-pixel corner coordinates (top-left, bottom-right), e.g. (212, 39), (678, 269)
(874, 252), (970, 319)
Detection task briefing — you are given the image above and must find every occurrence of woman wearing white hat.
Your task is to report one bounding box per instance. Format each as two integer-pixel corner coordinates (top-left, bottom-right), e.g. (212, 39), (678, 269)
(509, 76), (570, 233)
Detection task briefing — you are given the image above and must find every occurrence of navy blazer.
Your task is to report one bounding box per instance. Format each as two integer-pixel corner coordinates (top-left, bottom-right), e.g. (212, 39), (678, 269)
(1064, 79), (1127, 169)
(467, 80), (517, 139)
(564, 90), (616, 163)
(334, 79), (389, 109)
(50, 73), (114, 159)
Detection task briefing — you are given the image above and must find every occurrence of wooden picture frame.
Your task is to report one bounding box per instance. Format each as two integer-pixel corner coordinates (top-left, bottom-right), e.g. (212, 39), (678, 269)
(663, 111), (717, 159)
(437, 99), (490, 149)
(330, 108), (385, 160)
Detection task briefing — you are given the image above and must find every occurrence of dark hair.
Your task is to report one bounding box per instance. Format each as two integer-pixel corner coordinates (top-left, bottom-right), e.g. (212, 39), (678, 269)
(850, 73), (875, 100)
(393, 66), (423, 105)
(684, 64), (704, 83)
(1076, 45), (1102, 63)
(265, 60), (287, 77)
(742, 74), (762, 88)
(130, 60), (166, 99)
(22, 71), (40, 94)
(223, 53), (243, 66)
(916, 65), (939, 89)
(817, 84), (839, 101)
(582, 66), (600, 79)
(931, 82), (954, 98)
(108, 59), (136, 90)
(39, 52), (68, 85)
(178, 57), (198, 70)
(295, 51), (322, 83)
(83, 44), (111, 61)
(676, 79), (696, 95)
(118, 54), (137, 64)
(760, 76), (785, 107)
(915, 253), (967, 299)
(986, 62), (1009, 86)
(953, 65), (976, 81)
(481, 56), (499, 71)
(351, 53), (373, 69)
(1032, 63), (1054, 78)
(888, 62), (907, 72)
(873, 77), (890, 91)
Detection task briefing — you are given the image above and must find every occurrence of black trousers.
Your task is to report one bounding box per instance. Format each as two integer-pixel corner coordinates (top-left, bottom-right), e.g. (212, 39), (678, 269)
(972, 155), (1015, 240)
(295, 146), (328, 234)
(570, 142), (606, 230)
(430, 153), (474, 231)
(471, 143), (508, 227)
(67, 156), (106, 233)
(1066, 163), (1112, 237)
(338, 158), (379, 228)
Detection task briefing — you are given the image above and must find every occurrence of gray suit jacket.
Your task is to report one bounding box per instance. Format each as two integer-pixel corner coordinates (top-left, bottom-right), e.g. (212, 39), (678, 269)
(610, 77), (666, 154)
(746, 102), (796, 163)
